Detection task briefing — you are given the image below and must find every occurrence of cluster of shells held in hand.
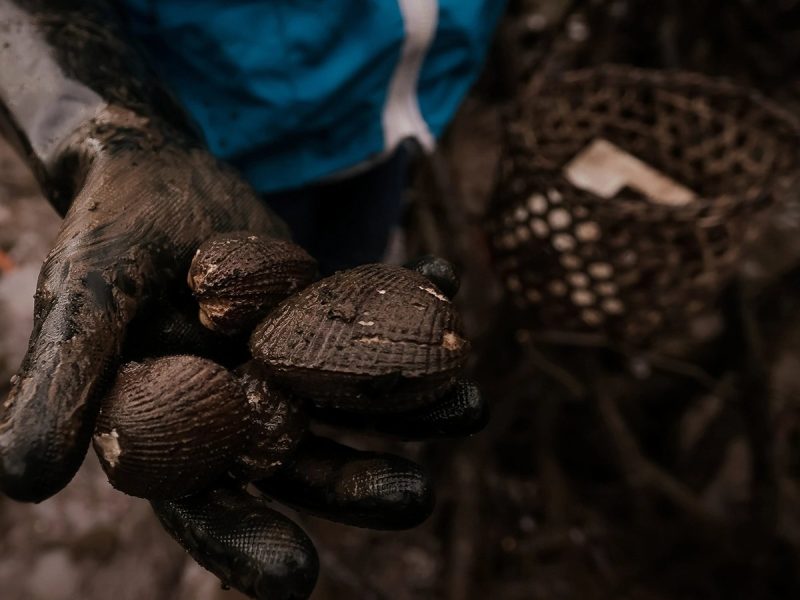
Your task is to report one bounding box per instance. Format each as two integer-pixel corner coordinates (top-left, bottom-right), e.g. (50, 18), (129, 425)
(92, 232), (470, 499)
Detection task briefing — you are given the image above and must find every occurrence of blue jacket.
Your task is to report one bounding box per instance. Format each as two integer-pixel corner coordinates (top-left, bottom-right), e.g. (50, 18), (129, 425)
(122, 0), (506, 193)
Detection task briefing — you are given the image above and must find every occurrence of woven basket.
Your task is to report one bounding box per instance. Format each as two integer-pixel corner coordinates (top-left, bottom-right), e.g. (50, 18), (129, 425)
(489, 66), (800, 346)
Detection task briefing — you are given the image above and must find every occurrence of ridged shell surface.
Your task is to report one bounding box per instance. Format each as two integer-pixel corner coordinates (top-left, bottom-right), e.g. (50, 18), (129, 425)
(188, 232), (318, 334)
(93, 356), (249, 499)
(250, 264), (469, 412)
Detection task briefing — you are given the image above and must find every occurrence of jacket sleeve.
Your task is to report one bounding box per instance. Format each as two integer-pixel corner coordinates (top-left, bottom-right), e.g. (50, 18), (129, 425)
(0, 0), (199, 213)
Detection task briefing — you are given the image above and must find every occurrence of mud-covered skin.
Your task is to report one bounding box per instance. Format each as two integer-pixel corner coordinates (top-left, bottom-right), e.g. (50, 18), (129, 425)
(256, 436), (435, 530)
(153, 484), (319, 600)
(0, 0), (290, 504)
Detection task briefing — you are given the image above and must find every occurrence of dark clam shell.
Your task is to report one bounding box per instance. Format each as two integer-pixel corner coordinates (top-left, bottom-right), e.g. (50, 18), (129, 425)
(93, 356), (249, 499)
(249, 264), (469, 413)
(232, 362), (309, 480)
(188, 232), (318, 335)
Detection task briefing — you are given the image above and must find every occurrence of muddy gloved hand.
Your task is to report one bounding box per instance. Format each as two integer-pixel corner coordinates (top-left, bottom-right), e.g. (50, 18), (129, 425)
(0, 1), (291, 502)
(0, 123), (294, 502)
(0, 5), (486, 599)
(93, 253), (485, 600)
(152, 372), (485, 600)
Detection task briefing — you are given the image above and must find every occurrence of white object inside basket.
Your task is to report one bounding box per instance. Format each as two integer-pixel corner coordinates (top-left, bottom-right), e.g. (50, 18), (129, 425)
(564, 139), (697, 206)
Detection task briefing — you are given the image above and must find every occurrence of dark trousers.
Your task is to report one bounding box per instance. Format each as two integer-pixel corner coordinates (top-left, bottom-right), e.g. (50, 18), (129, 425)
(263, 149), (408, 276)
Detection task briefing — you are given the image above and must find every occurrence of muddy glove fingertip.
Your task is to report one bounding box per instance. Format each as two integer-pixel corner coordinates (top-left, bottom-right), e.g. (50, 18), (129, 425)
(405, 255), (460, 299)
(153, 484), (319, 600)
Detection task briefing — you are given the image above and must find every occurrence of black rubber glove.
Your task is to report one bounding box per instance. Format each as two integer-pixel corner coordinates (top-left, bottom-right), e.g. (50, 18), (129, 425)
(152, 385), (486, 600)
(149, 258), (486, 600)
(0, 0), (289, 501)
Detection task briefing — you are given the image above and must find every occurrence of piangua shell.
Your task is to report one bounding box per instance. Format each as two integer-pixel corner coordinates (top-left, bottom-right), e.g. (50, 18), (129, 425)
(249, 264), (469, 413)
(93, 356), (249, 499)
(232, 362), (309, 480)
(188, 232), (318, 335)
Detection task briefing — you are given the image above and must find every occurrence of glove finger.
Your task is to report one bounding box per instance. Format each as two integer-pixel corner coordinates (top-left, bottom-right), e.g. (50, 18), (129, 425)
(404, 255), (460, 299)
(310, 379), (488, 440)
(0, 257), (129, 502)
(152, 483), (318, 600)
(254, 435), (434, 530)
(122, 297), (250, 367)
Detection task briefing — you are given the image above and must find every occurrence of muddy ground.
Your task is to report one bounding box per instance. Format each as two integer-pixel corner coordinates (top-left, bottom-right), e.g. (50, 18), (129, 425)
(5, 1), (800, 599)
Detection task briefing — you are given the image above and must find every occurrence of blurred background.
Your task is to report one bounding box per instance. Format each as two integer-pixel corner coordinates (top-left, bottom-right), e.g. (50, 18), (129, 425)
(5, 0), (800, 598)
